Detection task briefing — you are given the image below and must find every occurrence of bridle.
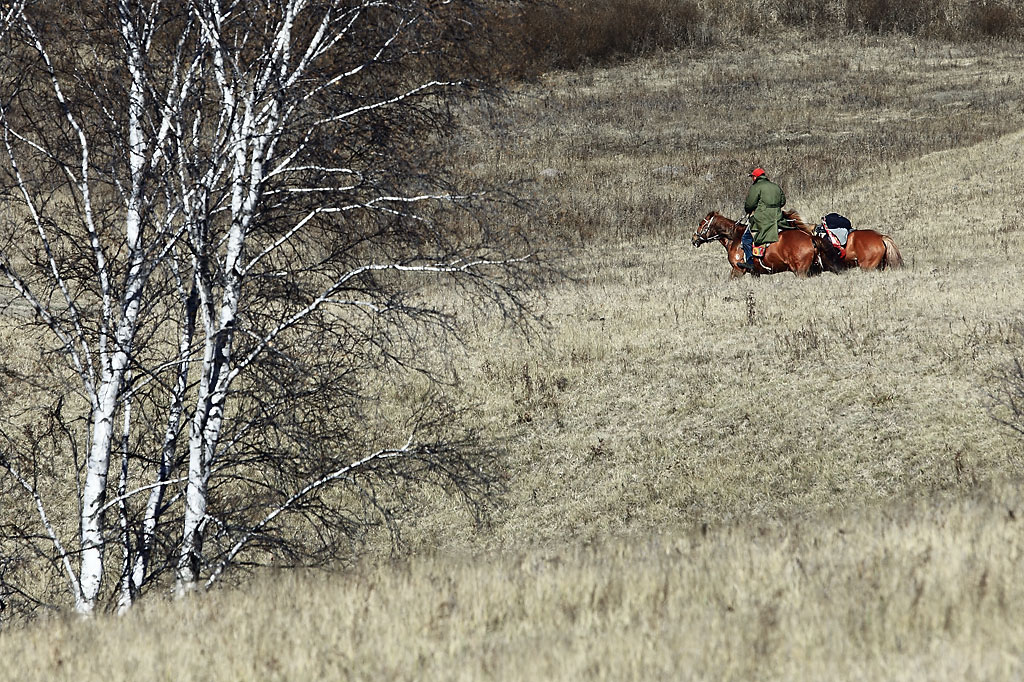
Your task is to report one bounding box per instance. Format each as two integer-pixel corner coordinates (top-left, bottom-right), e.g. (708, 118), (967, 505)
(691, 215), (716, 245)
(692, 213), (745, 246)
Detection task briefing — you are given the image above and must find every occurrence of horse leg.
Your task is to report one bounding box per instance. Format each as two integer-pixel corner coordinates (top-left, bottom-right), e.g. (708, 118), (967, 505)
(863, 236), (885, 269)
(862, 249), (883, 269)
(726, 244), (745, 277)
(816, 240), (843, 273)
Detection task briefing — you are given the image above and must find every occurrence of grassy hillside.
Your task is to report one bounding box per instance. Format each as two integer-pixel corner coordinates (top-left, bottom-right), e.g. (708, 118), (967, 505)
(4, 32), (1024, 681)
(460, 33), (1023, 246)
(411, 31), (1024, 552)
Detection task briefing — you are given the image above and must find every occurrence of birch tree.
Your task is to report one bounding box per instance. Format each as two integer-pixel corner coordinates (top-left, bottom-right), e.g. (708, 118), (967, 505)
(0, 0), (197, 615)
(0, 0), (530, 618)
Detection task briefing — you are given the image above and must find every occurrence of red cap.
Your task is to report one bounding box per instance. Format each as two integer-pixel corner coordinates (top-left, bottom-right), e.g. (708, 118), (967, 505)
(750, 168), (766, 179)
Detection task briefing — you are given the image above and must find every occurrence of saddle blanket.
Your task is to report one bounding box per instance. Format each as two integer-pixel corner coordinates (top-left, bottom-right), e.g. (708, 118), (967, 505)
(752, 244), (768, 258)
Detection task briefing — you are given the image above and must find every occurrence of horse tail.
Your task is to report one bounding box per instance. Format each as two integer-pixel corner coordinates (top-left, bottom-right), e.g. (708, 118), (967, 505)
(881, 235), (903, 269)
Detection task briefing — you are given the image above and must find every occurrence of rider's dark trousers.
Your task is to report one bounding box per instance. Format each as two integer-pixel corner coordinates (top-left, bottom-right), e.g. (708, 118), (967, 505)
(741, 227), (754, 264)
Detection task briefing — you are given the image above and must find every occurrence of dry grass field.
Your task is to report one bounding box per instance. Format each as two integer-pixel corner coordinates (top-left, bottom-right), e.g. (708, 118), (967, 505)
(4, 30), (1024, 681)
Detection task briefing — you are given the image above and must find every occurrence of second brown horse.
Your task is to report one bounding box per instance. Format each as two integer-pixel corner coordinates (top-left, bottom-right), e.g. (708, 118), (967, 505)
(791, 213), (904, 271)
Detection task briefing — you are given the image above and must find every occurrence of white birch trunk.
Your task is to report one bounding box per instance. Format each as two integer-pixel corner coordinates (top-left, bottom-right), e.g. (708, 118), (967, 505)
(175, 325), (221, 591)
(177, 240), (245, 591)
(78, 14), (150, 612)
(78, 380), (117, 614)
(175, 13), (275, 587)
(79, 316), (143, 615)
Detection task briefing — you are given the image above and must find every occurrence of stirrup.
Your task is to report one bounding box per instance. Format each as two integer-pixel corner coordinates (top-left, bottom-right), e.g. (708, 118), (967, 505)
(736, 260), (754, 271)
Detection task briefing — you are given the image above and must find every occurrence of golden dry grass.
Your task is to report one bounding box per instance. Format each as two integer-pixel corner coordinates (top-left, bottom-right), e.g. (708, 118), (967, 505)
(4, 31), (1024, 681)
(4, 487), (1024, 681)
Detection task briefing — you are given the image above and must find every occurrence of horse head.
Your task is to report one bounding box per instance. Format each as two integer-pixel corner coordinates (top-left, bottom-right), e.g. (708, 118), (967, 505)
(692, 211), (738, 247)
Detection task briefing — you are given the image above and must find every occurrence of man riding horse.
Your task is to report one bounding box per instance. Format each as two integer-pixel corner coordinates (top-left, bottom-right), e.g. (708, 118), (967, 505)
(738, 167), (786, 272)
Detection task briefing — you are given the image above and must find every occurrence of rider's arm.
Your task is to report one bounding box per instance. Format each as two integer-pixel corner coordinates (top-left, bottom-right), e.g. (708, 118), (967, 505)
(743, 185), (759, 215)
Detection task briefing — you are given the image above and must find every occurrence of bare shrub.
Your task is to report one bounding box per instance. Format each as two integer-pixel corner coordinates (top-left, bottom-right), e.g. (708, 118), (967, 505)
(987, 351), (1024, 438)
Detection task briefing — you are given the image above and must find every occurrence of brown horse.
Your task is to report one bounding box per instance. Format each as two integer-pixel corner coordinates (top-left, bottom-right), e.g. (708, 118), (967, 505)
(787, 213), (904, 271)
(692, 211), (824, 277)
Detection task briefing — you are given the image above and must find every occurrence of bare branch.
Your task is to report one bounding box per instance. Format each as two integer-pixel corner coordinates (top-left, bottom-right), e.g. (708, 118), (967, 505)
(204, 437), (416, 589)
(0, 455), (82, 606)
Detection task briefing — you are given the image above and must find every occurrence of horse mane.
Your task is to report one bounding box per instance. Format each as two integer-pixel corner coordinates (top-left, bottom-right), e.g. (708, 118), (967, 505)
(783, 209), (815, 234)
(709, 211), (746, 240)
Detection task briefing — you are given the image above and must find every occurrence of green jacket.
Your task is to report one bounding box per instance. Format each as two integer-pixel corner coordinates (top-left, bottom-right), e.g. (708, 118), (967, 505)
(743, 177), (786, 246)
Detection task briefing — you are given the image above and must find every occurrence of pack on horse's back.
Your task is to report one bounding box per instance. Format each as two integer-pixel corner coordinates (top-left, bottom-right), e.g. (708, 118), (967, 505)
(820, 213), (852, 259)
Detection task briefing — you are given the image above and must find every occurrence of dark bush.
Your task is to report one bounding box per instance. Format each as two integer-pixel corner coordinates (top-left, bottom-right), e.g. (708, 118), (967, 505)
(484, 0), (1023, 82)
(845, 0), (948, 34)
(501, 0), (706, 78)
(966, 2), (1021, 36)
(776, 0), (834, 28)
